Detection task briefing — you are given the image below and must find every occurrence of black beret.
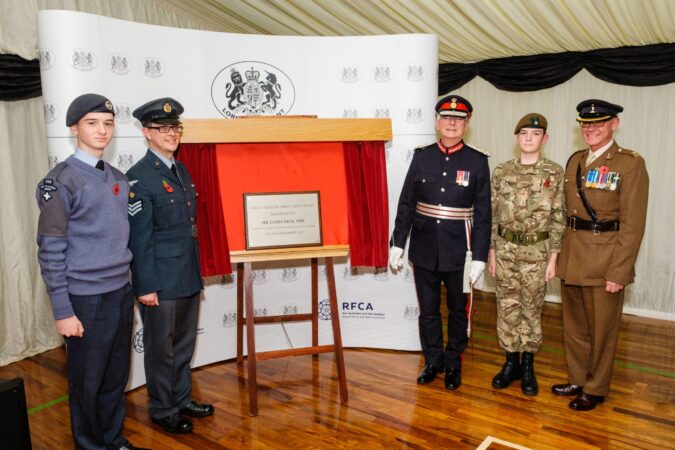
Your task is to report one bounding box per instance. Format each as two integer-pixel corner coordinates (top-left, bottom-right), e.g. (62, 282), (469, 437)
(435, 94), (473, 118)
(576, 99), (623, 123)
(66, 93), (115, 126)
(133, 97), (184, 125)
(514, 113), (547, 134)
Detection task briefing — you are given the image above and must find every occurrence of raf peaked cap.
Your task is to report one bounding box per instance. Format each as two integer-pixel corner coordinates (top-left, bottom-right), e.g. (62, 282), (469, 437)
(514, 113), (548, 134)
(133, 97), (184, 125)
(576, 99), (623, 123)
(66, 93), (115, 126)
(435, 94), (473, 118)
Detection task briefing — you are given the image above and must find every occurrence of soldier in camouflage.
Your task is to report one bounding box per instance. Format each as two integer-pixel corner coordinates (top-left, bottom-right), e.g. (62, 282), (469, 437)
(487, 113), (566, 396)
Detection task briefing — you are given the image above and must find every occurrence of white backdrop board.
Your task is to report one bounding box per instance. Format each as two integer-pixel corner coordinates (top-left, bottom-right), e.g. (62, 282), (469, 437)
(37, 10), (438, 389)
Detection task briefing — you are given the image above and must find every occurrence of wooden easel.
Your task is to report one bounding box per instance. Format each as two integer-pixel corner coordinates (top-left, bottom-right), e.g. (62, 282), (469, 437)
(180, 116), (391, 416)
(230, 245), (349, 416)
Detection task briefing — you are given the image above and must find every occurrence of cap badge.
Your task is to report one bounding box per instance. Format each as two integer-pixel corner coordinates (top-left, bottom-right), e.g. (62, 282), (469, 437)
(531, 118), (539, 125)
(450, 98), (457, 109)
(590, 104), (596, 113)
(163, 102), (172, 113)
(105, 100), (113, 110)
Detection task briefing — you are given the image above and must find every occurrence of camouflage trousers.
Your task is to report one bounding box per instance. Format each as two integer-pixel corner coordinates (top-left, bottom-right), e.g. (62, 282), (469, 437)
(495, 238), (549, 353)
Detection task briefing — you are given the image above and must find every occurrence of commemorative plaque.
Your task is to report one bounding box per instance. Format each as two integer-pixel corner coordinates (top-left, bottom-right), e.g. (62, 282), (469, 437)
(244, 191), (322, 250)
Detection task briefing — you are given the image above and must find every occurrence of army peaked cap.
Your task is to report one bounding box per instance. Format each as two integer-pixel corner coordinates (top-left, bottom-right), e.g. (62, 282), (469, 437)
(133, 97), (184, 125)
(66, 93), (115, 126)
(576, 99), (623, 123)
(514, 113), (548, 134)
(435, 94), (473, 118)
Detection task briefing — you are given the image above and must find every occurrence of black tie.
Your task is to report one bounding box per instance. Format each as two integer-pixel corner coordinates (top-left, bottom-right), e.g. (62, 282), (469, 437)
(171, 164), (182, 185)
(96, 160), (104, 171)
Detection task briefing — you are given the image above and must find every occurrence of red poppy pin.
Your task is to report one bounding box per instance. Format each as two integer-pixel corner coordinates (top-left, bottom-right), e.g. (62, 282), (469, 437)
(599, 165), (610, 175)
(544, 177), (551, 189)
(113, 182), (120, 196)
(162, 179), (173, 193)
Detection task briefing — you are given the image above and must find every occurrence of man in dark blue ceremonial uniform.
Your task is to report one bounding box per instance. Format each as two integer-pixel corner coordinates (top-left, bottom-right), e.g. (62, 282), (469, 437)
(127, 98), (213, 434)
(36, 94), (147, 450)
(389, 95), (491, 390)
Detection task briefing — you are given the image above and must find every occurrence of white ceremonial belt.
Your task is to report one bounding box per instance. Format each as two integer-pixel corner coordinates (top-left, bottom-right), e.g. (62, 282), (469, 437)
(415, 202), (474, 220)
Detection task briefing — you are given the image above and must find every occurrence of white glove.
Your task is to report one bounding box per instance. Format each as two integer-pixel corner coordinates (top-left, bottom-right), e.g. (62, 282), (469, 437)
(469, 260), (485, 284)
(389, 246), (404, 271)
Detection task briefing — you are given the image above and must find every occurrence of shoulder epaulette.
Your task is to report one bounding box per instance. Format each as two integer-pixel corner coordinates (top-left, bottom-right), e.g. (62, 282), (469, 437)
(617, 148), (641, 158)
(465, 143), (490, 157)
(414, 142), (435, 153)
(565, 149), (586, 170)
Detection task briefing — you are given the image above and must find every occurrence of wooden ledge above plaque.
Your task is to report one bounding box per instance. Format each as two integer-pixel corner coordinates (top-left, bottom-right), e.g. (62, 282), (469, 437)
(181, 117), (392, 143)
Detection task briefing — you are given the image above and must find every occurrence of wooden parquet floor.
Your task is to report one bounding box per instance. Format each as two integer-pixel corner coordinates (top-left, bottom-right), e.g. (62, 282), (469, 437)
(2, 292), (674, 449)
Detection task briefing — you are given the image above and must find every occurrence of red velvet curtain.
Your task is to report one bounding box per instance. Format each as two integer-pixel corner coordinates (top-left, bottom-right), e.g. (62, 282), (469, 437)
(342, 141), (389, 267)
(178, 143), (232, 276)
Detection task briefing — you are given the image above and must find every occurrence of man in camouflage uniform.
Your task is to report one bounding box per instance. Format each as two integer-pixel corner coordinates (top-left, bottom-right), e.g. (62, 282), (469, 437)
(488, 113), (565, 396)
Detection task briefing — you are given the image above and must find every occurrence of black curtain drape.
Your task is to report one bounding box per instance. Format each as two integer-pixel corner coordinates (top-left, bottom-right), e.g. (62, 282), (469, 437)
(2, 43), (675, 101)
(0, 54), (41, 101)
(440, 43), (675, 93)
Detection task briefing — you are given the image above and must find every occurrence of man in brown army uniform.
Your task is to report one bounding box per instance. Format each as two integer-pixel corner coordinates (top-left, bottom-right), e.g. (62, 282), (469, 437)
(488, 113), (565, 396)
(554, 99), (649, 411)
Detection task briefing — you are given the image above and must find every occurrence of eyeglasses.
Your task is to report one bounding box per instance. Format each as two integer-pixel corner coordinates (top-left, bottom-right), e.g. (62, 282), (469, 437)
(438, 116), (467, 123)
(146, 125), (184, 134)
(579, 119), (610, 129)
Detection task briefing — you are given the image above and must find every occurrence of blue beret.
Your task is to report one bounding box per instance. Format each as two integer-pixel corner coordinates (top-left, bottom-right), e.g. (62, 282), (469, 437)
(435, 94), (473, 118)
(133, 97), (184, 125)
(66, 93), (114, 126)
(576, 99), (623, 123)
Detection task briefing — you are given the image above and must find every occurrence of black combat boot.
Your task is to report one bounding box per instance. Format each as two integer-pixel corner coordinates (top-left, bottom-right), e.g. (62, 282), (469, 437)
(521, 351), (539, 396)
(491, 352), (521, 389)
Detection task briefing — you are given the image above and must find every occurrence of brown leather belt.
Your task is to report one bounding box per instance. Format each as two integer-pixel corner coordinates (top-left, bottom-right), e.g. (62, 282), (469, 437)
(498, 224), (549, 245)
(567, 216), (619, 232)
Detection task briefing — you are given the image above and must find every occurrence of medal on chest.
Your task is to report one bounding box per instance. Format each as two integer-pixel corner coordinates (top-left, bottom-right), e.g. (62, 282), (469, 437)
(584, 165), (620, 190)
(456, 170), (470, 186)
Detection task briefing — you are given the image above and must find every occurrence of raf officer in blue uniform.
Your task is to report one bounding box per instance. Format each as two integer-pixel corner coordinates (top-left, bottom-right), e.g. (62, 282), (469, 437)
(389, 95), (491, 390)
(127, 98), (213, 434)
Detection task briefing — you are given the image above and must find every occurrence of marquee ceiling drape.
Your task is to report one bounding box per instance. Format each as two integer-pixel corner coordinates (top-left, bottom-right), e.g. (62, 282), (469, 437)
(158, 0), (675, 63)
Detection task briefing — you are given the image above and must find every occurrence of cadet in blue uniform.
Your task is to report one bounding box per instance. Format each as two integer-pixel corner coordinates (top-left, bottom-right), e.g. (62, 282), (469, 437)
(36, 94), (146, 450)
(390, 95), (491, 390)
(127, 98), (212, 434)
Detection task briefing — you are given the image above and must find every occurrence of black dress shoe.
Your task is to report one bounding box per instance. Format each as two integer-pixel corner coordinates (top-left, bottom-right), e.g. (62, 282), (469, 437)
(120, 443), (151, 450)
(444, 367), (461, 390)
(569, 392), (604, 411)
(180, 400), (214, 418)
(551, 383), (583, 396)
(417, 364), (441, 385)
(152, 413), (193, 434)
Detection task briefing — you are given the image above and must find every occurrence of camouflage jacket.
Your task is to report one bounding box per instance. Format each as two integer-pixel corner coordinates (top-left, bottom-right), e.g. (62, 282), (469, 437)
(490, 157), (566, 251)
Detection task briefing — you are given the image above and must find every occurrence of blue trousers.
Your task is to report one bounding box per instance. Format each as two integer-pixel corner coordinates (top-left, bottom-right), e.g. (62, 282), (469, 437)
(138, 293), (200, 419)
(66, 283), (133, 450)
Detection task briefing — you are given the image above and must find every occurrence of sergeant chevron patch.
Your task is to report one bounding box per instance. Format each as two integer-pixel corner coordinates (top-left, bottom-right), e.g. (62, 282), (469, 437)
(128, 200), (143, 216)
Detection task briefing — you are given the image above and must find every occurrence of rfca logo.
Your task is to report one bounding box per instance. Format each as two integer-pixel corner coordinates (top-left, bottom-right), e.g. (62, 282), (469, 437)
(342, 302), (373, 311)
(211, 61), (295, 118)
